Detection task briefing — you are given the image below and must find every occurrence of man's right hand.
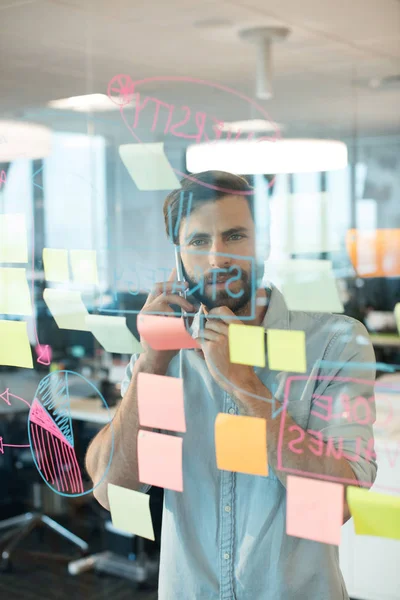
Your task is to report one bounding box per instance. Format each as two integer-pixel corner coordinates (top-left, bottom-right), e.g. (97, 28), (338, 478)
(138, 268), (195, 373)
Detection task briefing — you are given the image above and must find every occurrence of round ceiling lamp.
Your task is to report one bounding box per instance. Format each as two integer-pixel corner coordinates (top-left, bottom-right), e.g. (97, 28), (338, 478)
(0, 121), (52, 162)
(186, 139), (348, 174)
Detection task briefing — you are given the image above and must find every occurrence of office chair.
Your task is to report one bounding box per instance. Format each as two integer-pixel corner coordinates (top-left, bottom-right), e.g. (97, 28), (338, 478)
(0, 434), (88, 572)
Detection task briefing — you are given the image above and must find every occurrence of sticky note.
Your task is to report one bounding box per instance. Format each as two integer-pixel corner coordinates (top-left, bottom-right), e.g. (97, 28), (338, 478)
(347, 486), (400, 540)
(137, 373), (186, 432)
(137, 430), (183, 492)
(43, 249), (69, 283)
(286, 476), (344, 545)
(108, 483), (155, 541)
(267, 329), (307, 373)
(228, 323), (265, 367)
(137, 314), (200, 350)
(215, 413), (268, 476)
(86, 315), (143, 354)
(70, 250), (99, 285)
(268, 259), (343, 313)
(43, 289), (90, 331)
(0, 214), (28, 263)
(394, 303), (400, 335)
(0, 320), (33, 368)
(119, 143), (181, 191)
(0, 268), (32, 315)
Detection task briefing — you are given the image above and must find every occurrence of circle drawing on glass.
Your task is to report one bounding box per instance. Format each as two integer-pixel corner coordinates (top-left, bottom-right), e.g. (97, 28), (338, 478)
(107, 74), (135, 106)
(28, 370), (114, 498)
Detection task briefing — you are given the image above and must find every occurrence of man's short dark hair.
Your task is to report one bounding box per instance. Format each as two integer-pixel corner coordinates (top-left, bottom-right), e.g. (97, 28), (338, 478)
(163, 171), (254, 244)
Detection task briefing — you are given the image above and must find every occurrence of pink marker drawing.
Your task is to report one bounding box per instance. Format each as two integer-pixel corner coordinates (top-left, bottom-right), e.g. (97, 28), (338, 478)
(0, 387), (30, 408)
(0, 437), (30, 454)
(107, 74), (281, 194)
(0, 170), (6, 188)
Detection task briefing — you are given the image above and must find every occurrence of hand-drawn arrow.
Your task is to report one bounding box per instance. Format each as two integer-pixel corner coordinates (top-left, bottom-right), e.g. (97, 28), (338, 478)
(0, 388), (30, 408)
(0, 437), (30, 454)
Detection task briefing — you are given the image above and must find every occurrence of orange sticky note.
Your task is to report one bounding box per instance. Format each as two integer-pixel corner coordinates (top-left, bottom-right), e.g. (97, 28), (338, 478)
(138, 430), (183, 492)
(137, 314), (200, 350)
(286, 476), (344, 545)
(215, 413), (268, 476)
(137, 373), (186, 432)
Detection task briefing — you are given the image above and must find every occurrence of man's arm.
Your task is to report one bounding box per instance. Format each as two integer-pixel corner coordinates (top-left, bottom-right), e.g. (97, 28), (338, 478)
(85, 355), (165, 510)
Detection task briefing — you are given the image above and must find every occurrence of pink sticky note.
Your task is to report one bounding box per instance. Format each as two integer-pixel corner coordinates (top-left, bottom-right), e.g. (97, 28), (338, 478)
(286, 476), (344, 545)
(138, 430), (183, 492)
(137, 373), (186, 432)
(137, 314), (200, 350)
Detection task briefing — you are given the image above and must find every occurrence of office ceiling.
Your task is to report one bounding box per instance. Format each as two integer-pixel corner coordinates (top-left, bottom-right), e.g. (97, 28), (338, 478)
(0, 0), (399, 137)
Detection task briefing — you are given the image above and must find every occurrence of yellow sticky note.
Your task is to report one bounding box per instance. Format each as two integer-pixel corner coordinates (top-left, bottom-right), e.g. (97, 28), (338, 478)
(215, 413), (268, 476)
(43, 249), (70, 283)
(0, 268), (32, 315)
(43, 289), (90, 331)
(85, 315), (143, 354)
(0, 320), (33, 368)
(107, 483), (155, 541)
(0, 214), (28, 263)
(119, 143), (181, 191)
(70, 250), (99, 285)
(228, 323), (266, 368)
(267, 329), (307, 373)
(347, 486), (400, 540)
(394, 303), (400, 335)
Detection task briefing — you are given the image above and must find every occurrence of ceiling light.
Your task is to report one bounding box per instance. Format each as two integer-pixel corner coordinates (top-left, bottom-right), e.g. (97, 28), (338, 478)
(48, 93), (124, 112)
(215, 119), (284, 133)
(0, 120), (51, 161)
(186, 139), (348, 174)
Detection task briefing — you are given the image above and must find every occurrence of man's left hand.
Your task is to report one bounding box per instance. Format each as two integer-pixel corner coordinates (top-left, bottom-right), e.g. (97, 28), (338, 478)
(199, 306), (258, 395)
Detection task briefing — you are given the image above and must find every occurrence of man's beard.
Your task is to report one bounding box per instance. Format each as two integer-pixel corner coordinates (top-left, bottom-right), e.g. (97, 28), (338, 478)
(182, 264), (253, 314)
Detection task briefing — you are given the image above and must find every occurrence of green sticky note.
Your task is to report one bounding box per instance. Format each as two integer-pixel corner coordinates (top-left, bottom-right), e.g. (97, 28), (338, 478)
(119, 143), (181, 191)
(228, 323), (266, 368)
(43, 248), (70, 283)
(43, 288), (90, 331)
(108, 483), (155, 541)
(0, 320), (33, 368)
(70, 250), (99, 285)
(0, 213), (28, 263)
(86, 314), (143, 354)
(267, 329), (307, 373)
(0, 268), (32, 315)
(347, 486), (400, 540)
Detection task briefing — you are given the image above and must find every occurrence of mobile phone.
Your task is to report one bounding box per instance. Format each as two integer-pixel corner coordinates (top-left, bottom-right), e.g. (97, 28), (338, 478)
(174, 246), (190, 328)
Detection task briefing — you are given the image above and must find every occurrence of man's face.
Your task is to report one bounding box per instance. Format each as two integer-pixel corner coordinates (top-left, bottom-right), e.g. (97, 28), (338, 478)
(178, 196), (256, 312)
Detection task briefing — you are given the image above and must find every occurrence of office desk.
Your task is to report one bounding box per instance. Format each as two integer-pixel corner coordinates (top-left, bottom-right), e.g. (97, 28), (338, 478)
(69, 397), (116, 425)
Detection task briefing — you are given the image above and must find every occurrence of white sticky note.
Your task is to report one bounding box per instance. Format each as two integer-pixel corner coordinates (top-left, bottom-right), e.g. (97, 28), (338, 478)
(268, 259), (344, 313)
(119, 143), (181, 191)
(108, 483), (155, 541)
(70, 250), (99, 285)
(394, 303), (400, 335)
(0, 214), (28, 263)
(85, 315), (143, 354)
(0, 268), (32, 315)
(43, 249), (70, 283)
(43, 289), (90, 331)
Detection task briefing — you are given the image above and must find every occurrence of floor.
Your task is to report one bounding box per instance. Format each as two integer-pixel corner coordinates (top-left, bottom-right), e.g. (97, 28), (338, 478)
(0, 503), (159, 600)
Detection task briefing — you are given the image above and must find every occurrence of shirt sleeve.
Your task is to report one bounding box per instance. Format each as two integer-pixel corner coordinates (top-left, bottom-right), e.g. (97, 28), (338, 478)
(121, 353), (141, 398)
(307, 318), (377, 487)
(120, 353), (152, 494)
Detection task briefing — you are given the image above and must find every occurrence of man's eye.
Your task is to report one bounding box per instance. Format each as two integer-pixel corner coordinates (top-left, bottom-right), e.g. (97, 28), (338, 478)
(229, 234), (244, 241)
(190, 239), (206, 246)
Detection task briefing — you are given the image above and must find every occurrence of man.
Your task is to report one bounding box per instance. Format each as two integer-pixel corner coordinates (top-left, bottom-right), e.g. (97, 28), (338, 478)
(86, 171), (376, 599)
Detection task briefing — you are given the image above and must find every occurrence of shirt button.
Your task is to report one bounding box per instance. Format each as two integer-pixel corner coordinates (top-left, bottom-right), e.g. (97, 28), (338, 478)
(228, 408), (235, 414)
(224, 505), (231, 513)
(224, 553), (230, 560)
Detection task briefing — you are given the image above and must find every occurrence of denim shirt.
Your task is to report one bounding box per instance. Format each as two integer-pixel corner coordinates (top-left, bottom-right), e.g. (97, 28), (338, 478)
(121, 285), (377, 600)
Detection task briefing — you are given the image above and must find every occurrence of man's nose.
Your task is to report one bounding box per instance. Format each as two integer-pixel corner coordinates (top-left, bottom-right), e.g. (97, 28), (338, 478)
(208, 239), (232, 269)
